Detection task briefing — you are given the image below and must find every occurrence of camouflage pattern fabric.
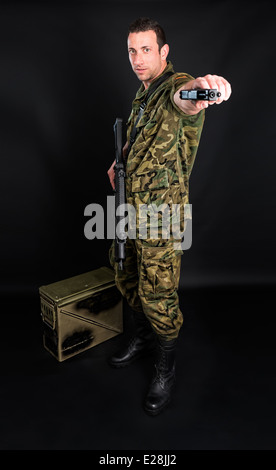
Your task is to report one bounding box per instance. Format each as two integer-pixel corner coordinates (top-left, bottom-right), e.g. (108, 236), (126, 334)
(110, 61), (205, 340)
(126, 61), (205, 238)
(109, 238), (183, 340)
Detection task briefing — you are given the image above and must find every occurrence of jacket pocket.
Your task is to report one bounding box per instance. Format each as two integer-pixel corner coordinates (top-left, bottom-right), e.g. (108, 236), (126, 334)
(131, 167), (170, 209)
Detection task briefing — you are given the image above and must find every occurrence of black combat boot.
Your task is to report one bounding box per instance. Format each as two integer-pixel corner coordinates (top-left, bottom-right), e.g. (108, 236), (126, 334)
(143, 336), (177, 416)
(109, 310), (156, 368)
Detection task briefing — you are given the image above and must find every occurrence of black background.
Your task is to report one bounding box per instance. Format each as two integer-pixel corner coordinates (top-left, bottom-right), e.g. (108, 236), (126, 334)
(1, 0), (276, 452)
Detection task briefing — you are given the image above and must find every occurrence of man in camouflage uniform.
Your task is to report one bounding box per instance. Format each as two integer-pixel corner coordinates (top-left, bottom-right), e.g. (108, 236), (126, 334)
(107, 18), (231, 416)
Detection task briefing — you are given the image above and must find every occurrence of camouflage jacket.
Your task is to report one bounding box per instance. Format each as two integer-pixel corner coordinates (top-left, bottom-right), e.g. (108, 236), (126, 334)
(125, 61), (205, 237)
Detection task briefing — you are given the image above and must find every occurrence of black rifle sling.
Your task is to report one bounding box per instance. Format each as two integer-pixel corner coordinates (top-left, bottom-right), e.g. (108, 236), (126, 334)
(128, 71), (174, 154)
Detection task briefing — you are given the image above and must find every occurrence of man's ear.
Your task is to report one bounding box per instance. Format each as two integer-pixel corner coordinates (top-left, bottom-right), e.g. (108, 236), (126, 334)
(161, 43), (169, 61)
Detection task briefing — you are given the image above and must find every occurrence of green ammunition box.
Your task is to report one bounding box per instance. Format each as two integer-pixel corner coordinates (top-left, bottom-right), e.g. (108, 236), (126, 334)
(39, 267), (123, 362)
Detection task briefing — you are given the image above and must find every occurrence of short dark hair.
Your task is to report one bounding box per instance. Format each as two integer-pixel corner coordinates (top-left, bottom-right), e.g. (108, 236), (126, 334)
(128, 17), (167, 51)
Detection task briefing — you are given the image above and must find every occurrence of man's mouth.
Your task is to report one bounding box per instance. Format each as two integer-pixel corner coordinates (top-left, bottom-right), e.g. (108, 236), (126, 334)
(136, 68), (147, 73)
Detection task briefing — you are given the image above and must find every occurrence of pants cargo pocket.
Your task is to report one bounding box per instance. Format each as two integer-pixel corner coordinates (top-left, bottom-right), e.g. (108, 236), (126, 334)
(138, 242), (179, 298)
(137, 240), (183, 338)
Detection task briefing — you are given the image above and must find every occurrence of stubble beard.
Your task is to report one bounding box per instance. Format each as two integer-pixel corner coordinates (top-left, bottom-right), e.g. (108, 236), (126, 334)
(136, 70), (158, 87)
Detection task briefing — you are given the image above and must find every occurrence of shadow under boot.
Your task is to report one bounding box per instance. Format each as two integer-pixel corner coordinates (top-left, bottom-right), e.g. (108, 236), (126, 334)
(109, 310), (156, 368)
(143, 336), (177, 416)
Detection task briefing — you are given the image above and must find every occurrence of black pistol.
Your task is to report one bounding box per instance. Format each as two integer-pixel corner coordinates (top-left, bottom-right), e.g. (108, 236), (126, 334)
(113, 117), (126, 271)
(180, 89), (221, 101)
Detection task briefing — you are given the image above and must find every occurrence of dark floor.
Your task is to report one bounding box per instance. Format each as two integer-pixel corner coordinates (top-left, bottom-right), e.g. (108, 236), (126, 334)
(1, 285), (276, 450)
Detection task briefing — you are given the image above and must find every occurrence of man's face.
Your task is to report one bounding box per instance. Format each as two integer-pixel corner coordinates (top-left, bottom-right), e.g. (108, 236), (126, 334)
(127, 30), (168, 86)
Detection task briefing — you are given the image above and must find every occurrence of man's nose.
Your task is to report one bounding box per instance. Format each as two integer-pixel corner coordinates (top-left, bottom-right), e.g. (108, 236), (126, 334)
(133, 52), (143, 66)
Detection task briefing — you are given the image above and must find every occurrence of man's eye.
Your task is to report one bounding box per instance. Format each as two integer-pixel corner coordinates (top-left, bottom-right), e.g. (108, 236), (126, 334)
(129, 50), (135, 54)
(144, 48), (150, 53)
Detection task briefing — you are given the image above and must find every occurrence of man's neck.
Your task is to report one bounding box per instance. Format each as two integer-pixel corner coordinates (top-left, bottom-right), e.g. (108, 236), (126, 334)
(142, 62), (168, 90)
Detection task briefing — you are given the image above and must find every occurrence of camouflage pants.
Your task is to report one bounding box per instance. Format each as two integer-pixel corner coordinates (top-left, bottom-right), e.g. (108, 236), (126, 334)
(109, 237), (183, 340)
